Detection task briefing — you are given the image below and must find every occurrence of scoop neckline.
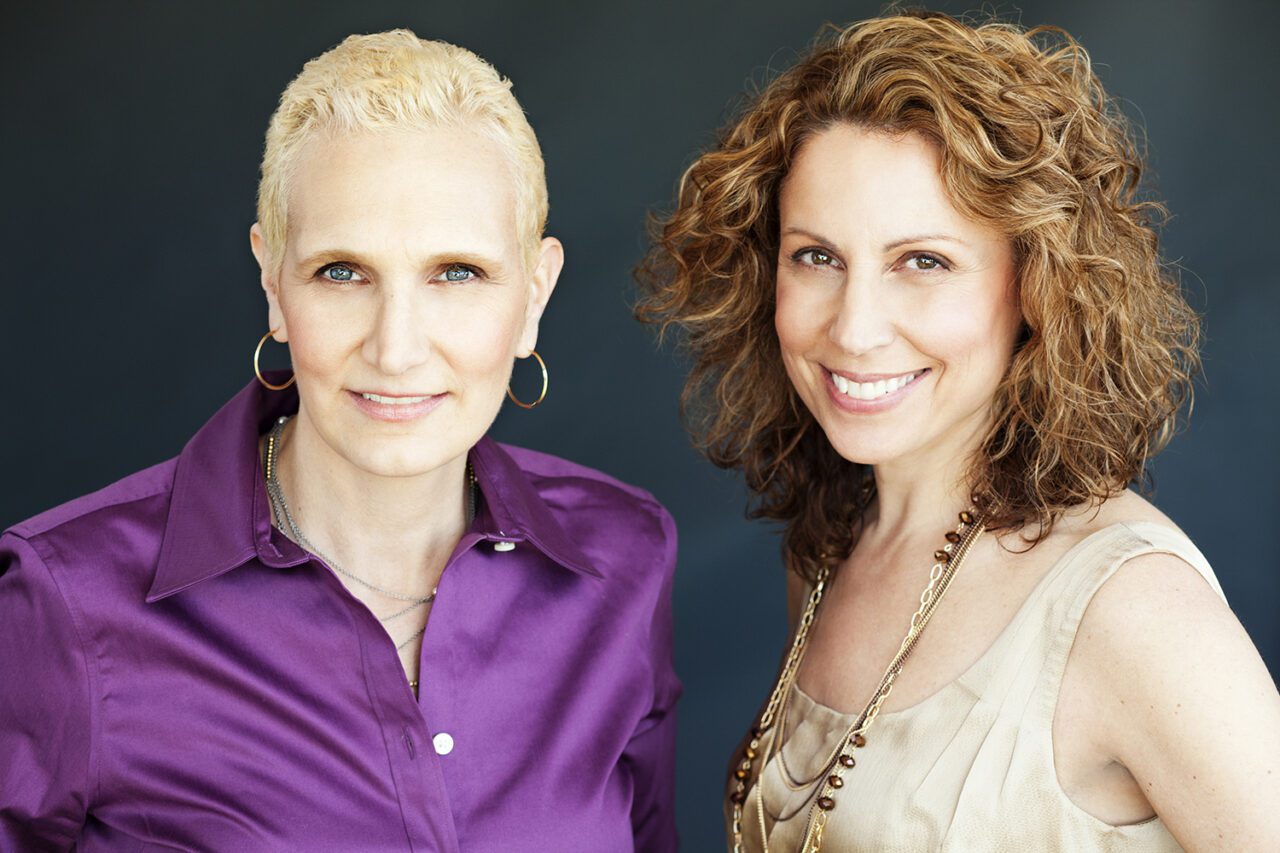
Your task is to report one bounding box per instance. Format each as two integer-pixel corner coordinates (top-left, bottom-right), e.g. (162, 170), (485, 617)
(789, 521), (1179, 723)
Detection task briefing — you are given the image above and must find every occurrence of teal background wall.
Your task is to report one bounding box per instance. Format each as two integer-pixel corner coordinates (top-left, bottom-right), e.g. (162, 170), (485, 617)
(4, 2), (1276, 847)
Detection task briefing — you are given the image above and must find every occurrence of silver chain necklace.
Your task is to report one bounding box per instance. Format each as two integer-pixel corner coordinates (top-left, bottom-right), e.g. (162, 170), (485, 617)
(263, 415), (475, 651)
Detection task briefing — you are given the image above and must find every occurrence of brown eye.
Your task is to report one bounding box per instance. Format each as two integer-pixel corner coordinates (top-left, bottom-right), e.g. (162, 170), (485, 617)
(792, 248), (839, 267)
(905, 253), (946, 271)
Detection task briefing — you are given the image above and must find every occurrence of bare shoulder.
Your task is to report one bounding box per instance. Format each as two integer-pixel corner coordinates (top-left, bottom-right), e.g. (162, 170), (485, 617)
(1066, 489), (1249, 724)
(1063, 489), (1229, 664)
(1056, 487), (1183, 540)
(1061, 491), (1280, 849)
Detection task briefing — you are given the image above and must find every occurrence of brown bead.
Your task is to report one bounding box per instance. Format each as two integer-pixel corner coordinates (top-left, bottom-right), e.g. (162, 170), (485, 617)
(838, 754), (856, 767)
(828, 775), (844, 788)
(934, 550), (950, 563)
(959, 510), (975, 524)
(735, 768), (748, 780)
(945, 531), (961, 543)
(745, 746), (757, 760)
(817, 796), (836, 811)
(853, 733), (867, 748)
(731, 790), (747, 804)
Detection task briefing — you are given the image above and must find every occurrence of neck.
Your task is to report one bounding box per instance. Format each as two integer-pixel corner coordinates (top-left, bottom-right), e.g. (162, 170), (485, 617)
(272, 410), (469, 595)
(866, 408), (990, 540)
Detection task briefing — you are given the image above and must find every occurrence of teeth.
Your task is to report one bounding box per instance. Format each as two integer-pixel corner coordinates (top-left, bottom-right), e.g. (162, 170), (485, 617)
(362, 393), (431, 405)
(832, 371), (919, 401)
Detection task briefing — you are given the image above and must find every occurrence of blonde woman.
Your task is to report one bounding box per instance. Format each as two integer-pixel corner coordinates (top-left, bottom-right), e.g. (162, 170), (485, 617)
(640, 11), (1279, 851)
(1, 31), (678, 850)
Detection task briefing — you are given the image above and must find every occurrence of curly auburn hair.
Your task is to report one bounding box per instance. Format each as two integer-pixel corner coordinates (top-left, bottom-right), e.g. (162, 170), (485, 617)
(636, 11), (1200, 582)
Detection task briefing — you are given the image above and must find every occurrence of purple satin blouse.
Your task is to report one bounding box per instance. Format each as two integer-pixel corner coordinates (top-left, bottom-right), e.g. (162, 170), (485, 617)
(0, 380), (679, 851)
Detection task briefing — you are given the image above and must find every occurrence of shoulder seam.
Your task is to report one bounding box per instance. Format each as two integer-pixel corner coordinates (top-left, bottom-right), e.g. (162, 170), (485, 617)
(10, 465), (175, 540)
(17, 533), (102, 821)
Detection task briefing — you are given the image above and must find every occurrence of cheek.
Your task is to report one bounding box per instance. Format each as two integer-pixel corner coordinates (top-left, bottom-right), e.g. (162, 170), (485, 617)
(280, 302), (361, 373)
(937, 294), (1021, 385)
(441, 298), (525, 385)
(773, 277), (821, 359)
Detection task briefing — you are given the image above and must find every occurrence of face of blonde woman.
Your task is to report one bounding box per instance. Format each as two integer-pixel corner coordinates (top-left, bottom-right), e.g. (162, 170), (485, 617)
(251, 126), (560, 480)
(774, 124), (1022, 474)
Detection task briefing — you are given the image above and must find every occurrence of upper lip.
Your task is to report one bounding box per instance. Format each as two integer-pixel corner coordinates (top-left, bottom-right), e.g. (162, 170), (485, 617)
(825, 367), (928, 382)
(351, 390), (443, 398)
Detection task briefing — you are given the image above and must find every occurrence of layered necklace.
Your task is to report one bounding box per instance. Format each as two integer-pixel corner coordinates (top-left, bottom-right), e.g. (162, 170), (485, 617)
(263, 415), (475, 690)
(729, 502), (987, 852)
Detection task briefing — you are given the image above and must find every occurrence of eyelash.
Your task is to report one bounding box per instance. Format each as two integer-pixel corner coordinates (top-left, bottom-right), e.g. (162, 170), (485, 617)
(788, 248), (952, 272)
(790, 248), (840, 268)
(435, 263), (485, 284)
(311, 262), (487, 285)
(315, 262), (364, 284)
(903, 252), (950, 272)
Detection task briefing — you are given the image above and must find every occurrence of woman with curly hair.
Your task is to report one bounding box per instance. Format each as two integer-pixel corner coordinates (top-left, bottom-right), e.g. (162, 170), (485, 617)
(639, 11), (1279, 852)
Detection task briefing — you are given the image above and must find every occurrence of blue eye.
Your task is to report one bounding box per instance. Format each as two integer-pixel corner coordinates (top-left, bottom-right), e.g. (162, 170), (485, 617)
(319, 263), (360, 283)
(442, 264), (477, 283)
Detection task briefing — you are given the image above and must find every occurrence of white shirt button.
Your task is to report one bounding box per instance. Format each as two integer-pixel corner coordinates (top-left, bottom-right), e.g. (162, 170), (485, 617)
(493, 541), (516, 552)
(433, 732), (455, 755)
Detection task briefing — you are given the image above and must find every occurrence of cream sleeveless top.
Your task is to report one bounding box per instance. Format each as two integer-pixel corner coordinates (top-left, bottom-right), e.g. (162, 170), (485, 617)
(740, 522), (1225, 852)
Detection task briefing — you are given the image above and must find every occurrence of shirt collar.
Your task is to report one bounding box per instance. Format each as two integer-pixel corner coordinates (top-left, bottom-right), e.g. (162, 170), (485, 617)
(147, 377), (598, 602)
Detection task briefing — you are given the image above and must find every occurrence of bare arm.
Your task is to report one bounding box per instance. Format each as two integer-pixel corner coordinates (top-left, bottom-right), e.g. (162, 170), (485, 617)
(1072, 552), (1280, 850)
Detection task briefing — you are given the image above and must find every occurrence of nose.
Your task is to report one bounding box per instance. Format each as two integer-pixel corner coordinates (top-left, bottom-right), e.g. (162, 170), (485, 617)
(826, 266), (896, 356)
(362, 286), (432, 376)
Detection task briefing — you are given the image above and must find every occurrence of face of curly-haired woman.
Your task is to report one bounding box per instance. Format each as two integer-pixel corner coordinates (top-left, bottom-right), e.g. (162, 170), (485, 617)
(775, 124), (1022, 478)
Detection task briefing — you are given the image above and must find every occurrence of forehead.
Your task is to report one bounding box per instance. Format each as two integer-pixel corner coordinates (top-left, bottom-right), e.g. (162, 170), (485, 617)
(286, 125), (519, 259)
(781, 124), (978, 237)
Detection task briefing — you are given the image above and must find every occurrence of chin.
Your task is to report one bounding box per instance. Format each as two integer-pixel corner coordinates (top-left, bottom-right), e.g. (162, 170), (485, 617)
(348, 447), (453, 479)
(324, 424), (457, 478)
(819, 426), (911, 468)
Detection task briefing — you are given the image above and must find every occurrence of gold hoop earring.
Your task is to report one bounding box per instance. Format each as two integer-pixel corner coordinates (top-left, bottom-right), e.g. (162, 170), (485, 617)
(506, 350), (548, 409)
(254, 328), (296, 391)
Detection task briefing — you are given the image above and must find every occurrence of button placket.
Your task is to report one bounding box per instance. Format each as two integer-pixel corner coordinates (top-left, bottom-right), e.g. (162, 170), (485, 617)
(402, 728), (416, 759)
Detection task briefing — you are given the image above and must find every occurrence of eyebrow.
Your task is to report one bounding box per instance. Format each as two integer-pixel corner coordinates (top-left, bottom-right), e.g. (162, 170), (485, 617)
(883, 233), (971, 252)
(780, 227), (970, 253)
(293, 248), (508, 273)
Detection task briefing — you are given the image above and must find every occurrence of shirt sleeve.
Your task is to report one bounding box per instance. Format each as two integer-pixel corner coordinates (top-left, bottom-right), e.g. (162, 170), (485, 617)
(626, 505), (681, 853)
(0, 531), (93, 849)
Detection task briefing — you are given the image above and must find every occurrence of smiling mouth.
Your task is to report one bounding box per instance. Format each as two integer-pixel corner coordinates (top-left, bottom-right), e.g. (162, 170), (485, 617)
(828, 369), (926, 401)
(358, 392), (438, 405)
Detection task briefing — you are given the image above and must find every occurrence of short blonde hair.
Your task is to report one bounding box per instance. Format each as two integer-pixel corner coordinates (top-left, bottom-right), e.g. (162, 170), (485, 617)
(256, 29), (547, 272)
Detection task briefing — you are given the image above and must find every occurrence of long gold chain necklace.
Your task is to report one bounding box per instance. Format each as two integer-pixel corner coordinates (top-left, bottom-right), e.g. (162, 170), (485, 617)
(729, 505), (987, 852)
(263, 415), (477, 694)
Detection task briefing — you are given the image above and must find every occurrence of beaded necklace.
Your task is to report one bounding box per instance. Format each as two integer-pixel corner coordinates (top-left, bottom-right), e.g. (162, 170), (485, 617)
(729, 505), (987, 852)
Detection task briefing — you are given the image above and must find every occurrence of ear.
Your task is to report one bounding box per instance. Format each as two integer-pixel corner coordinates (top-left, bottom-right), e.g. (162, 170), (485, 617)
(516, 236), (564, 357)
(250, 222), (288, 342)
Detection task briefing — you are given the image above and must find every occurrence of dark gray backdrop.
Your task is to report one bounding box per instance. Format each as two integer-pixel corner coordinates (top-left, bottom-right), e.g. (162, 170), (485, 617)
(4, 1), (1277, 848)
